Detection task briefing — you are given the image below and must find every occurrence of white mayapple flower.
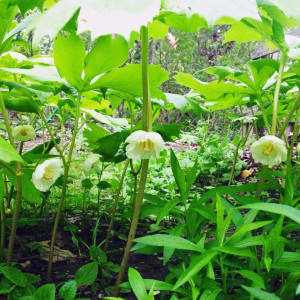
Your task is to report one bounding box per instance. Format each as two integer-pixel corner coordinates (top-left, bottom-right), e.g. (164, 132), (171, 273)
(125, 130), (165, 160)
(32, 158), (63, 192)
(251, 135), (287, 167)
(13, 125), (36, 142)
(83, 154), (100, 176)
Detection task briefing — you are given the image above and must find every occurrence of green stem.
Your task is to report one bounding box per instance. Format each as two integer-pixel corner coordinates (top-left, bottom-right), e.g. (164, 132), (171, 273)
(46, 92), (82, 282)
(113, 25), (151, 296)
(112, 160), (149, 296)
(0, 161), (17, 176)
(104, 159), (129, 253)
(271, 54), (287, 135)
(257, 96), (271, 134)
(255, 165), (268, 200)
(46, 165), (69, 282)
(0, 200), (5, 263)
(0, 92), (23, 266)
(251, 107), (259, 139)
(278, 94), (300, 138)
(287, 110), (300, 161)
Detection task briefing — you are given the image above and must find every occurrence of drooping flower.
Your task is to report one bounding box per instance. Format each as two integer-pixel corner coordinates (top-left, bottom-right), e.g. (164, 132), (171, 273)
(125, 130), (165, 160)
(83, 154), (100, 176)
(250, 135), (287, 167)
(32, 158), (63, 192)
(13, 125), (36, 142)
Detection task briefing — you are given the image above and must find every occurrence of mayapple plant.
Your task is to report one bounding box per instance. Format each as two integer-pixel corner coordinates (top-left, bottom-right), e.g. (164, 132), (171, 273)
(0, 0), (299, 299)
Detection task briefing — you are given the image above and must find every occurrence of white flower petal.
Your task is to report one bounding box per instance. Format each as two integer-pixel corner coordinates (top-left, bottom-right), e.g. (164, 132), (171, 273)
(32, 158), (63, 192)
(83, 154), (100, 176)
(250, 135), (287, 167)
(125, 130), (165, 160)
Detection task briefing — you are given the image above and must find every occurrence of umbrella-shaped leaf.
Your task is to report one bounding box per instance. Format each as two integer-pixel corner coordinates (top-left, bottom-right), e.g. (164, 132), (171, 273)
(54, 32), (85, 90)
(84, 34), (129, 83)
(90, 64), (169, 100)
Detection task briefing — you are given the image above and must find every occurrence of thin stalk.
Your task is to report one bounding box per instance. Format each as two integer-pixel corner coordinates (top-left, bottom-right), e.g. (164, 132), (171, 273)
(287, 111), (300, 161)
(38, 107), (65, 163)
(104, 159), (129, 253)
(255, 165), (268, 200)
(257, 96), (271, 134)
(251, 107), (259, 139)
(0, 161), (17, 176)
(0, 92), (23, 266)
(113, 25), (151, 296)
(46, 92), (82, 282)
(271, 54), (287, 135)
(112, 160), (149, 296)
(0, 200), (5, 263)
(278, 94), (300, 138)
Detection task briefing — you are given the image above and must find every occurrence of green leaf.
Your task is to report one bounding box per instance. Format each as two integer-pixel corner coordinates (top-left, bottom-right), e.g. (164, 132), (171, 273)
(233, 270), (265, 289)
(238, 203), (300, 224)
(4, 169), (41, 203)
(226, 221), (273, 244)
(59, 280), (77, 300)
(242, 285), (281, 300)
(173, 251), (218, 290)
(75, 262), (98, 285)
(29, 0), (80, 48)
(83, 123), (110, 149)
(0, 136), (23, 163)
(128, 268), (147, 300)
(89, 246), (107, 264)
(272, 20), (287, 49)
(89, 64), (170, 100)
(11, 0), (45, 15)
(165, 93), (188, 112)
(162, 0), (260, 27)
(156, 198), (181, 226)
(153, 124), (182, 141)
(54, 32), (85, 90)
(248, 59), (280, 89)
(120, 279), (189, 296)
(1, 13), (40, 53)
(84, 34), (129, 83)
(148, 20), (169, 42)
(257, 0), (300, 26)
(224, 20), (264, 44)
(214, 246), (256, 259)
(170, 149), (186, 200)
(34, 284), (56, 300)
(0, 1), (18, 48)
(156, 11), (206, 32)
(174, 72), (254, 99)
(133, 234), (203, 252)
(0, 65), (65, 83)
(4, 98), (40, 113)
(0, 266), (27, 287)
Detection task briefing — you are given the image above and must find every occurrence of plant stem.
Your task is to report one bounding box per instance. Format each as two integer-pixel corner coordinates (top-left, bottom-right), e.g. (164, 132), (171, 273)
(271, 54), (287, 135)
(0, 92), (23, 266)
(46, 92), (82, 282)
(112, 160), (149, 296)
(113, 25), (151, 296)
(0, 200), (5, 263)
(278, 94), (300, 138)
(46, 165), (69, 282)
(257, 96), (271, 134)
(104, 159), (129, 253)
(255, 165), (268, 200)
(287, 110), (300, 161)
